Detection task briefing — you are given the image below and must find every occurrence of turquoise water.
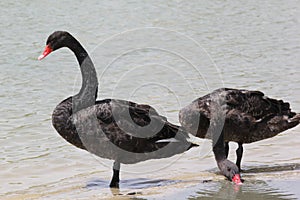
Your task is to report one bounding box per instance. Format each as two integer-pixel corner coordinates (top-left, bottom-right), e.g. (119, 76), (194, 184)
(1, 0), (300, 199)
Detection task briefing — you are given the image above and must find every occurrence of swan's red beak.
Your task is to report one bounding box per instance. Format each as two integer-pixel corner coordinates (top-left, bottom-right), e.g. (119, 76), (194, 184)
(232, 174), (242, 185)
(38, 45), (52, 60)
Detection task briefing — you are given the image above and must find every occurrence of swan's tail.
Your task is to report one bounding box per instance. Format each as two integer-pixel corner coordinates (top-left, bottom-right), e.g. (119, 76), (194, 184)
(288, 113), (300, 125)
(181, 132), (203, 146)
(156, 122), (203, 146)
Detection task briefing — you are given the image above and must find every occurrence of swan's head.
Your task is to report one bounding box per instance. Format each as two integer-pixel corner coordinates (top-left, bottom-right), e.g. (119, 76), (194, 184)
(38, 31), (71, 60)
(218, 159), (243, 185)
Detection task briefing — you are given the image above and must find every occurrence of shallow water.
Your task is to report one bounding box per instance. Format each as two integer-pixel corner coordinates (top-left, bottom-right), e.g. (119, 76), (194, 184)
(1, 0), (300, 199)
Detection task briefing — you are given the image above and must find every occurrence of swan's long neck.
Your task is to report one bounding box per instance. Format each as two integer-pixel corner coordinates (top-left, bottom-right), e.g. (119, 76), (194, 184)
(67, 36), (98, 113)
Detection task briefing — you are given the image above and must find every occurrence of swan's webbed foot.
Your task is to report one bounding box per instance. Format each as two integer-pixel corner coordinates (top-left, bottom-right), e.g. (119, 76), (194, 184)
(109, 177), (119, 188)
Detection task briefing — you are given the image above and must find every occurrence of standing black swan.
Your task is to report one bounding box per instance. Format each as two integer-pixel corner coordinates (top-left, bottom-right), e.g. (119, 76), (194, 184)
(179, 88), (300, 183)
(38, 31), (202, 188)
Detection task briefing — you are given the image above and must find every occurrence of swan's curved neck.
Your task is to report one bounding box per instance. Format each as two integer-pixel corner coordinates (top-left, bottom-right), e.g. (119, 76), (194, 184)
(67, 36), (98, 113)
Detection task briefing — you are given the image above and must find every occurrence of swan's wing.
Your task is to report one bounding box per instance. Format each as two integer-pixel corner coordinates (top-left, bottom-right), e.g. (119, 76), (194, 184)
(73, 99), (184, 142)
(98, 99), (185, 140)
(223, 88), (295, 120)
(95, 99), (162, 127)
(70, 99), (194, 163)
(185, 88), (294, 120)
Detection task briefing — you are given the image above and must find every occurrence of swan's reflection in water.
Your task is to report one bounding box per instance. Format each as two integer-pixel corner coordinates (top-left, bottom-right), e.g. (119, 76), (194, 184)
(85, 163), (300, 199)
(86, 178), (180, 197)
(191, 180), (296, 200)
(188, 164), (300, 200)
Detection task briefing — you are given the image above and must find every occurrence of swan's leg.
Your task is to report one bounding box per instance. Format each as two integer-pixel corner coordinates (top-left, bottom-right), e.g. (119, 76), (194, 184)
(225, 142), (229, 158)
(236, 143), (243, 171)
(109, 161), (120, 188)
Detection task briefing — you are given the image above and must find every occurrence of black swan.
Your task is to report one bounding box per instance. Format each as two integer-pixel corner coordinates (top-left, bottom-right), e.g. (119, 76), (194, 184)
(179, 88), (300, 183)
(38, 31), (201, 188)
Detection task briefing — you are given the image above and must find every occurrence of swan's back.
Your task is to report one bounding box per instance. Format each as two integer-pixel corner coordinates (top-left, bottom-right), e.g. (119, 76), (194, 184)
(179, 88), (300, 143)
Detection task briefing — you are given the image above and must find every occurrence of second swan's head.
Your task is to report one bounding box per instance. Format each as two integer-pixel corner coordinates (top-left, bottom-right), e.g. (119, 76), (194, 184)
(38, 31), (72, 60)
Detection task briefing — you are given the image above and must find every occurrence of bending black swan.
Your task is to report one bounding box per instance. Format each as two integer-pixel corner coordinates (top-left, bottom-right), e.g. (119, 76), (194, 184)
(179, 88), (300, 183)
(38, 31), (200, 188)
